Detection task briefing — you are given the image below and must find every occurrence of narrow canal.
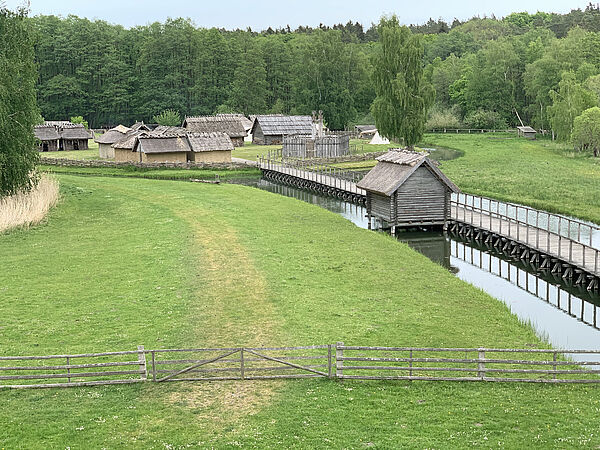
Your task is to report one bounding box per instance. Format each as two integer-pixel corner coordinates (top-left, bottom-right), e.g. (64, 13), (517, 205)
(228, 170), (600, 359)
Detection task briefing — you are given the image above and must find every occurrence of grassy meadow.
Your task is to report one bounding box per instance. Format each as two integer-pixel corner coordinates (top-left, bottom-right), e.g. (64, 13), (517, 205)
(1, 173), (599, 447)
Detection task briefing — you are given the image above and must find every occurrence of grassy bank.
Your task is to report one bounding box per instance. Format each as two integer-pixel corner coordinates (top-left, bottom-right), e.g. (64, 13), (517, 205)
(1, 174), (599, 447)
(39, 164), (260, 181)
(423, 133), (600, 224)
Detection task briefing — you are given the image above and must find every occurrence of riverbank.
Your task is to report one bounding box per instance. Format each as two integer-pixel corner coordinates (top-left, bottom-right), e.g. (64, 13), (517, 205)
(1, 174), (599, 447)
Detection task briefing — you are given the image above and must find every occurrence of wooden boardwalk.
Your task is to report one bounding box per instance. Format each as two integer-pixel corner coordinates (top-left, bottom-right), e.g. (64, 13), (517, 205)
(451, 195), (600, 278)
(259, 159), (365, 196)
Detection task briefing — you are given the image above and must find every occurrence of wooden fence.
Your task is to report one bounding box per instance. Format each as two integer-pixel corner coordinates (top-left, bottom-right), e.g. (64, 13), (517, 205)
(0, 346), (147, 389)
(2, 344), (599, 389)
(336, 345), (600, 383)
(428, 128), (517, 134)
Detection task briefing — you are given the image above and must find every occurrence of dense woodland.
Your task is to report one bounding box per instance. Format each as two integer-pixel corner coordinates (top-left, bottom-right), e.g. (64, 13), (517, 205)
(29, 4), (600, 137)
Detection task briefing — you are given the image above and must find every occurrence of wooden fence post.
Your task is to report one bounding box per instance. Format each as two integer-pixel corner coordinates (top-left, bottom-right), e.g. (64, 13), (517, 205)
(478, 348), (485, 380)
(66, 356), (71, 383)
(240, 348), (245, 380)
(328, 345), (333, 378)
(151, 351), (156, 382)
(336, 342), (344, 379)
(553, 352), (557, 380)
(138, 345), (147, 381)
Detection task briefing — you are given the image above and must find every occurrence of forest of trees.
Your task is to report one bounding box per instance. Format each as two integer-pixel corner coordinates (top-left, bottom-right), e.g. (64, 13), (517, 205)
(29, 4), (600, 137)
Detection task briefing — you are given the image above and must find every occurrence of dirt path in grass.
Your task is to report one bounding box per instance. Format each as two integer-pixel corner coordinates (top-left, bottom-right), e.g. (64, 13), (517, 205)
(165, 206), (282, 427)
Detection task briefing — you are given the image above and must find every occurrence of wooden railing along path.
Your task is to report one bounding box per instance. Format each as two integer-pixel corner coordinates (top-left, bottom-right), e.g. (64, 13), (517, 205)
(451, 193), (600, 278)
(2, 344), (600, 389)
(258, 155), (366, 197)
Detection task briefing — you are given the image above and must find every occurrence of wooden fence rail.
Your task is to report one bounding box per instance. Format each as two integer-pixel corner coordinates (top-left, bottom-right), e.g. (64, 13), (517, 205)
(451, 193), (600, 276)
(2, 344), (599, 388)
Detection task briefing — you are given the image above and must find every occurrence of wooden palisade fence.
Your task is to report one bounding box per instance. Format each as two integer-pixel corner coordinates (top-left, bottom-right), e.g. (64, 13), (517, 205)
(2, 343), (600, 388)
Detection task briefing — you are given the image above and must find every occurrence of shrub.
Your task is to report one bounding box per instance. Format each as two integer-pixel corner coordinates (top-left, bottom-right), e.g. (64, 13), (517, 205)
(464, 109), (508, 130)
(572, 107), (600, 156)
(152, 109), (181, 127)
(426, 107), (462, 130)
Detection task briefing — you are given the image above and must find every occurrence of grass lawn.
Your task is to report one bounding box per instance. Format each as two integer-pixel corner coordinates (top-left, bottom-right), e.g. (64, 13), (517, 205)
(423, 133), (600, 224)
(1, 174), (599, 447)
(232, 142), (282, 160)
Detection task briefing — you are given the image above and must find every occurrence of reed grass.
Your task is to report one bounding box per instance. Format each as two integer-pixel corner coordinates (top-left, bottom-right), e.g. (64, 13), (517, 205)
(0, 175), (59, 233)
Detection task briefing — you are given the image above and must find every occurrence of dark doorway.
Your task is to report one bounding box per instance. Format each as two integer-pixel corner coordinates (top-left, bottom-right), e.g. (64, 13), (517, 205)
(73, 141), (79, 150)
(42, 142), (48, 152)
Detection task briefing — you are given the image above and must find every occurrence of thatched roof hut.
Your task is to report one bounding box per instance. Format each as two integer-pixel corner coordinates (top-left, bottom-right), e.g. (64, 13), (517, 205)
(95, 125), (132, 158)
(357, 150), (459, 228)
(34, 125), (60, 152)
(251, 115), (313, 145)
(187, 132), (233, 162)
(183, 116), (246, 147)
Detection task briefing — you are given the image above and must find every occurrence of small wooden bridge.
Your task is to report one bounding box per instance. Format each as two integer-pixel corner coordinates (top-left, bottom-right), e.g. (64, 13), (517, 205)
(258, 156), (600, 291)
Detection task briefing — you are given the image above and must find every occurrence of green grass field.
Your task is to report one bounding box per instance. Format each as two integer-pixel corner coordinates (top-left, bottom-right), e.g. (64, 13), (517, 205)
(1, 174), (599, 447)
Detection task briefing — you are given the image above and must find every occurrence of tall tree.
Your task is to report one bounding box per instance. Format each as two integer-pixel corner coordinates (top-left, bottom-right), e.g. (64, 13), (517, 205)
(0, 6), (39, 197)
(548, 71), (597, 140)
(371, 16), (433, 148)
(227, 40), (267, 114)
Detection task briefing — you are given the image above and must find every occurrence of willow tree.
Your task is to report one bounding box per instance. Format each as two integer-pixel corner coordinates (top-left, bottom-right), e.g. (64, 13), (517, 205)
(371, 16), (433, 149)
(0, 6), (40, 197)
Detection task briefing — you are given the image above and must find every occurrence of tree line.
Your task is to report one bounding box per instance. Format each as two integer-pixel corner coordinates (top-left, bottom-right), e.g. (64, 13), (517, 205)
(29, 4), (600, 140)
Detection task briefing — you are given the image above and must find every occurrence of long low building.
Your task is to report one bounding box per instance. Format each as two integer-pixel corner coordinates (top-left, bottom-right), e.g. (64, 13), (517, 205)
(34, 122), (90, 151)
(251, 115), (313, 145)
(113, 129), (233, 164)
(183, 115), (247, 147)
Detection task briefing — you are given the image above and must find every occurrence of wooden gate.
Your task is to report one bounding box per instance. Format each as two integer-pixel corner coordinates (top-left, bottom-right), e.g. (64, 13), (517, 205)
(149, 345), (332, 382)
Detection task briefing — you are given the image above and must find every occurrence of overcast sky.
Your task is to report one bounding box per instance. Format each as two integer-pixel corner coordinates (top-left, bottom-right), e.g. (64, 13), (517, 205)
(4, 0), (593, 30)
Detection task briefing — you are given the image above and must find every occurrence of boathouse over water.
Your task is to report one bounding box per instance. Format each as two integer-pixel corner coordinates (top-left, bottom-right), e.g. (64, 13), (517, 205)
(357, 150), (459, 229)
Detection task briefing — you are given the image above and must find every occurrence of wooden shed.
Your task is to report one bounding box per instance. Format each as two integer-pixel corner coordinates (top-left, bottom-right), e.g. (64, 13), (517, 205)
(251, 115), (312, 145)
(59, 124), (90, 150)
(357, 150), (459, 229)
(517, 126), (537, 140)
(112, 130), (145, 162)
(34, 125), (60, 152)
(187, 132), (233, 163)
(95, 124), (131, 158)
(183, 116), (246, 147)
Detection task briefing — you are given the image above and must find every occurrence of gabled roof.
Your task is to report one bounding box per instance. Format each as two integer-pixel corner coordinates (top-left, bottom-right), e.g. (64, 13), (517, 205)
(356, 149), (460, 196)
(34, 125), (60, 141)
(251, 115), (312, 136)
(95, 126), (131, 144)
(112, 130), (145, 150)
(131, 121), (151, 132)
(44, 120), (71, 127)
(60, 124), (90, 140)
(355, 124), (376, 133)
(138, 135), (191, 154)
(187, 132), (234, 152)
(517, 126), (536, 133)
(152, 125), (188, 136)
(183, 116), (246, 138)
(216, 113), (253, 131)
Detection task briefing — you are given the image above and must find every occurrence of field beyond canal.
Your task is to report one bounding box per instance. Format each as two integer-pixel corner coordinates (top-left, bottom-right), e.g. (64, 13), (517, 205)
(1, 174), (599, 447)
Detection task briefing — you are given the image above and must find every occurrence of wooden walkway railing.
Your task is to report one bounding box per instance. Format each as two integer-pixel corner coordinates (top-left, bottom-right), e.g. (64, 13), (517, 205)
(2, 344), (599, 388)
(451, 193), (600, 276)
(258, 155), (366, 196)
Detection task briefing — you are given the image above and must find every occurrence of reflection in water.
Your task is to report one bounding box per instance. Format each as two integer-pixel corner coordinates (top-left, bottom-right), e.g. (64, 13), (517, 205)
(228, 176), (600, 358)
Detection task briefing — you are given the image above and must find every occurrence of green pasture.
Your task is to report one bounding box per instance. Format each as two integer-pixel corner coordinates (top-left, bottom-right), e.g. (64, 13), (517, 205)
(1, 174), (598, 447)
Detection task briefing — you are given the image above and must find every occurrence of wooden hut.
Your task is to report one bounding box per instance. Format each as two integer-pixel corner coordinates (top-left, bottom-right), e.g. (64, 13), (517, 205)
(112, 130), (145, 162)
(136, 135), (190, 163)
(183, 116), (246, 147)
(187, 132), (233, 163)
(355, 125), (377, 139)
(517, 126), (537, 140)
(95, 125), (131, 158)
(251, 115), (312, 145)
(357, 150), (459, 230)
(34, 125), (60, 152)
(59, 124), (90, 150)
